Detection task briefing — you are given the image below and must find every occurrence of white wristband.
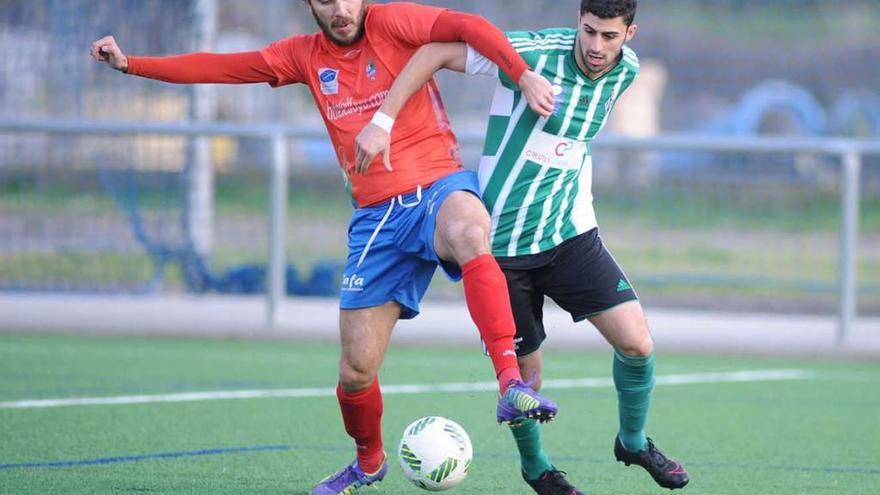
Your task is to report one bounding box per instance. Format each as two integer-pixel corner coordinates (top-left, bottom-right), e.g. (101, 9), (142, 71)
(370, 111), (395, 133)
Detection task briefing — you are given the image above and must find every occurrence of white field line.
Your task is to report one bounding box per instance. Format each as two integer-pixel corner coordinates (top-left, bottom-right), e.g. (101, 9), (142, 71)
(0, 369), (816, 410)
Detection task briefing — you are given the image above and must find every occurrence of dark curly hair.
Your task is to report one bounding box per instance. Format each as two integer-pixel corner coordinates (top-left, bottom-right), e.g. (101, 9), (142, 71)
(580, 0), (637, 26)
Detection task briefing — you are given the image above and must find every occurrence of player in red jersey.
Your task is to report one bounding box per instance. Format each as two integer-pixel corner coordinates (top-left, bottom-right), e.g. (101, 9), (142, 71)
(92, 2), (558, 493)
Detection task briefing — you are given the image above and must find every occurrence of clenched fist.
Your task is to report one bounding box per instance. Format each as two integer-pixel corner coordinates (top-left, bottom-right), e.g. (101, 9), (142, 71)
(90, 36), (129, 72)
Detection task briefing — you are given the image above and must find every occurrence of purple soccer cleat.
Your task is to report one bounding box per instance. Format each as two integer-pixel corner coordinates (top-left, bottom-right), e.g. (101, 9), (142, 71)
(309, 458), (388, 495)
(497, 379), (558, 424)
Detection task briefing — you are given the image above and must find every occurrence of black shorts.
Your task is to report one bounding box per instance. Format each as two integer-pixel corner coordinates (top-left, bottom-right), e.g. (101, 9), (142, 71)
(496, 228), (638, 356)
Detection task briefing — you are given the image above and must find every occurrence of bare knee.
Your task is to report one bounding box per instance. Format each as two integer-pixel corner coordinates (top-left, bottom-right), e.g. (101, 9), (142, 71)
(618, 335), (654, 357)
(337, 304), (398, 393)
(339, 360), (377, 392)
(444, 222), (490, 265)
(592, 303), (655, 357)
(435, 193), (492, 264)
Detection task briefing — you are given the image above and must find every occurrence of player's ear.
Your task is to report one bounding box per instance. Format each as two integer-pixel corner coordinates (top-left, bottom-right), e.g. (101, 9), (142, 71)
(625, 23), (638, 42)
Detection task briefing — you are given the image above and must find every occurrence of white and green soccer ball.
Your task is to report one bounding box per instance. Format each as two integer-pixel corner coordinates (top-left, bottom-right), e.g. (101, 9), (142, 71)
(398, 416), (473, 491)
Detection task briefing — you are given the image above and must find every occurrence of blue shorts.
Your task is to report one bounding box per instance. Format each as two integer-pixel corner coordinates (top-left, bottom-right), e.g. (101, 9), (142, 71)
(339, 170), (481, 320)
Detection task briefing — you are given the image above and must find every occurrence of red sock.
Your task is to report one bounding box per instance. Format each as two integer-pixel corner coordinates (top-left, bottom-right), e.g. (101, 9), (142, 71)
(462, 254), (523, 393)
(337, 379), (385, 473)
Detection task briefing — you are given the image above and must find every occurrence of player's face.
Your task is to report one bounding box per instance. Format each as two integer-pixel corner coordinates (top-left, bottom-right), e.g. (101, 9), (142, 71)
(306, 0), (367, 46)
(575, 12), (637, 79)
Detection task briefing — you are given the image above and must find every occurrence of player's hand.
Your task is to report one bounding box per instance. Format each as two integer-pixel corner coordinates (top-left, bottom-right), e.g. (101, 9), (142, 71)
(518, 70), (554, 118)
(354, 122), (393, 175)
(90, 36), (129, 72)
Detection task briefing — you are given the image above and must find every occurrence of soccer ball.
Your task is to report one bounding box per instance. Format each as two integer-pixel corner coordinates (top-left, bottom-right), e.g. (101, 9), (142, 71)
(397, 416), (473, 491)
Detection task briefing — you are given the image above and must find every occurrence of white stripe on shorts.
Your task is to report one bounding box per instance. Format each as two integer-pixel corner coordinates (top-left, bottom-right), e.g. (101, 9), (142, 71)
(357, 200), (395, 268)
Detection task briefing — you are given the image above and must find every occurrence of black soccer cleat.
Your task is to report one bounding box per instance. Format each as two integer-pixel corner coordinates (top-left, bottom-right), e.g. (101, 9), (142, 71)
(523, 468), (587, 495)
(614, 436), (689, 490)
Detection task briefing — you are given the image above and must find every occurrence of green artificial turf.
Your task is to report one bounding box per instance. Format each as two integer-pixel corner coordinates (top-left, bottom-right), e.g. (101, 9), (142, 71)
(1, 334), (878, 494)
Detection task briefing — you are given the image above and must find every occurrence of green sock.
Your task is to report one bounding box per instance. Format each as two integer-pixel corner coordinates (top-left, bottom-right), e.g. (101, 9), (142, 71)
(613, 350), (655, 453)
(510, 418), (552, 480)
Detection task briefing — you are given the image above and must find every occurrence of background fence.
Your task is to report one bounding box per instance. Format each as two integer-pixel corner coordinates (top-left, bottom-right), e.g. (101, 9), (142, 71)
(4, 1), (880, 131)
(0, 0), (878, 321)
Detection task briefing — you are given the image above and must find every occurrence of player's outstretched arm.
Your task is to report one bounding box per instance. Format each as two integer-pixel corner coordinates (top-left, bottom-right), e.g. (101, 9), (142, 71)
(429, 11), (553, 117)
(353, 43), (466, 175)
(89, 35), (278, 85)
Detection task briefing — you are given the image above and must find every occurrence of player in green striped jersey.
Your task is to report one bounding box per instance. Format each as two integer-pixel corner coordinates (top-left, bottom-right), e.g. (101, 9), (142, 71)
(355, 1), (689, 493)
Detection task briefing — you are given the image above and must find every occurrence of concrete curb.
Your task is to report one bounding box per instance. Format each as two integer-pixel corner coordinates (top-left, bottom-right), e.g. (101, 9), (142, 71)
(0, 294), (877, 358)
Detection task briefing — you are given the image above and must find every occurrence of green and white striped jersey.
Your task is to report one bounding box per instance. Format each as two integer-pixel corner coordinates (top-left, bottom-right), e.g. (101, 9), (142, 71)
(466, 28), (639, 257)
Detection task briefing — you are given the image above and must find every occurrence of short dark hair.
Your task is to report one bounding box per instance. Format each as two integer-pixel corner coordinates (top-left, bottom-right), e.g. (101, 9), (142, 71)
(580, 0), (637, 26)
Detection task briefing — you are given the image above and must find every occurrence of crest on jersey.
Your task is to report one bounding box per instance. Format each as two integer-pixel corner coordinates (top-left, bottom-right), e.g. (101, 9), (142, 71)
(605, 97), (615, 115)
(318, 68), (339, 95)
(365, 60), (377, 81)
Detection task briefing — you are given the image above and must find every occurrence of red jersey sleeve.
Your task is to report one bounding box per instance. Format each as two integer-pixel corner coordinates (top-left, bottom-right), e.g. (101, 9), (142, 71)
(368, 3), (528, 83)
(259, 35), (314, 87)
(126, 51), (277, 84)
(430, 11), (529, 83)
(367, 2), (447, 48)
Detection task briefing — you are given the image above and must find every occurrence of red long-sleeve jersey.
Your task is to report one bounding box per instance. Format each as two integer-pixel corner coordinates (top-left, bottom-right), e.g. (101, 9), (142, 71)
(126, 2), (529, 207)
